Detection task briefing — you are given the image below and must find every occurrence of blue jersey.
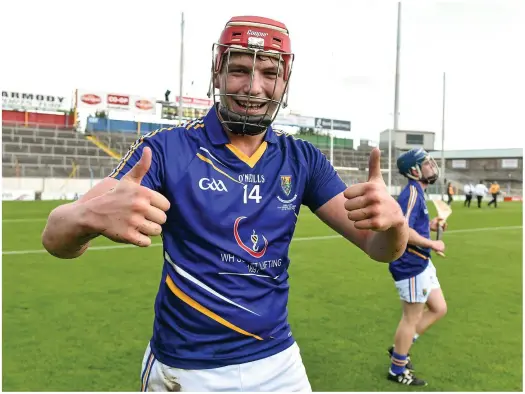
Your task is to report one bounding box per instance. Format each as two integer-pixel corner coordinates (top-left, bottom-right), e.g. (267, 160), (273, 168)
(108, 105), (347, 369)
(389, 180), (431, 281)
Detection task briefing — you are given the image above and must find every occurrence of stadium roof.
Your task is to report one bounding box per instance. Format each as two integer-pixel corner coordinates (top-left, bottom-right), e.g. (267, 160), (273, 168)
(429, 148), (523, 159)
(380, 129), (435, 135)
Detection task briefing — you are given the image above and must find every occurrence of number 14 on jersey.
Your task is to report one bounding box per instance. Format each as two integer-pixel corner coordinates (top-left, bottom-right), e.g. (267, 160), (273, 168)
(243, 184), (262, 204)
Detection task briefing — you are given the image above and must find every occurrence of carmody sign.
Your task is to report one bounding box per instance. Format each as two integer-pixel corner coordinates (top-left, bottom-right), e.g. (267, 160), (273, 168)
(76, 90), (156, 115)
(2, 91), (69, 111)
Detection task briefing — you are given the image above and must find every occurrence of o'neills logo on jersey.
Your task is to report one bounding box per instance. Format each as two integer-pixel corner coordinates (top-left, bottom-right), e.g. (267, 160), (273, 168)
(233, 216), (268, 259)
(238, 174), (265, 183)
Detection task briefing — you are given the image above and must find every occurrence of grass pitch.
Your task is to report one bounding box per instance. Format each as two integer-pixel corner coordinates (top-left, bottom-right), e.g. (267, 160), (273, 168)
(2, 200), (522, 391)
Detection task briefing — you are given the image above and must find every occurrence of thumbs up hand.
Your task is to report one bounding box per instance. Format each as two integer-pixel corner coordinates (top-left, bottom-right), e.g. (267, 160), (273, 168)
(120, 144), (155, 184)
(366, 146), (386, 185)
(343, 148), (405, 231)
(86, 147), (171, 247)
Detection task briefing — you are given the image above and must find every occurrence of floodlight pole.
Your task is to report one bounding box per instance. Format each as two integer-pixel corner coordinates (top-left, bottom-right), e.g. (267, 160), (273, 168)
(390, 1), (402, 191)
(178, 12), (185, 125)
(441, 72), (446, 199)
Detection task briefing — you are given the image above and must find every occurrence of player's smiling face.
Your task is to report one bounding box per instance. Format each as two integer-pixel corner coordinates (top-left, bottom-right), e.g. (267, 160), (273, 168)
(215, 52), (286, 117)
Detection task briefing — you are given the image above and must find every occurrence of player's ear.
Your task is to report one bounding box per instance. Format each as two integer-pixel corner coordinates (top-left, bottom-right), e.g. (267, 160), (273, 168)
(213, 73), (220, 89)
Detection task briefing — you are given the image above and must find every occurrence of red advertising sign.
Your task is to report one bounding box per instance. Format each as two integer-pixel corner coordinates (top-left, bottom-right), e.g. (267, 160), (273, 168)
(80, 93), (102, 106)
(135, 99), (154, 111)
(107, 94), (130, 110)
(76, 90), (156, 115)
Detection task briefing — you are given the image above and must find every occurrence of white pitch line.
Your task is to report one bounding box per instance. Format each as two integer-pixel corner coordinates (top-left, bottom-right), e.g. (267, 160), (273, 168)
(440, 225), (522, 234)
(3, 218), (48, 223)
(2, 226), (522, 256)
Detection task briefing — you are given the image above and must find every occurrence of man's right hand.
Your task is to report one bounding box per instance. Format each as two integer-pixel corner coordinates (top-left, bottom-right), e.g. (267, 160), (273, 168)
(84, 147), (171, 247)
(430, 240), (445, 254)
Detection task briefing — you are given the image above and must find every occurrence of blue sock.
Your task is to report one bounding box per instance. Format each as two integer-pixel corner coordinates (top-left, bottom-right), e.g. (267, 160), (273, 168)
(390, 351), (407, 375)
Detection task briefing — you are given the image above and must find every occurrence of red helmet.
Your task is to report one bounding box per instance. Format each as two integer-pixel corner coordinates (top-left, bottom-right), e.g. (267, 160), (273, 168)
(214, 16), (293, 81)
(208, 16), (295, 136)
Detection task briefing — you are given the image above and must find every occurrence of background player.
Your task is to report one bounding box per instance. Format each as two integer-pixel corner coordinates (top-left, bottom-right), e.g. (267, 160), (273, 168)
(488, 181), (500, 208)
(41, 15), (409, 392)
(386, 148), (449, 386)
(474, 180), (489, 208)
(446, 181), (454, 206)
(463, 181), (474, 207)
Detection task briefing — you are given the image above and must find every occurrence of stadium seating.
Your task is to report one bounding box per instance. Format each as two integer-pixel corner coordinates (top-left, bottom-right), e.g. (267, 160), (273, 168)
(91, 131), (140, 157)
(2, 125), (119, 178)
(2, 124), (522, 196)
(443, 168), (523, 195)
(0, 125), (431, 188)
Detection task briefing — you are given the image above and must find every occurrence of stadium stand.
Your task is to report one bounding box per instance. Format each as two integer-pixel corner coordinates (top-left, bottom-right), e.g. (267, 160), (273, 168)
(90, 131), (142, 158)
(2, 124), (119, 178)
(2, 121), (522, 198)
(430, 148), (523, 196)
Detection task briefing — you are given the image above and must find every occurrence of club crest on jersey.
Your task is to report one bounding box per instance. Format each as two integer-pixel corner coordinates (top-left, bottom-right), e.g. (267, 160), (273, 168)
(233, 216), (268, 259)
(280, 175), (292, 196)
(277, 175), (297, 205)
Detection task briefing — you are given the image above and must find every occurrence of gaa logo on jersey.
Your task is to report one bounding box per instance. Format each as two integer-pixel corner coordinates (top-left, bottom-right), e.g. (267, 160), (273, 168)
(280, 175), (292, 196)
(198, 177), (228, 192)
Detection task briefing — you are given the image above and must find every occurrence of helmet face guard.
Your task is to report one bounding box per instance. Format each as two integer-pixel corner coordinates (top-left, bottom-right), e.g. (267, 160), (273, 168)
(207, 16), (295, 136)
(408, 156), (440, 185)
(398, 148), (440, 185)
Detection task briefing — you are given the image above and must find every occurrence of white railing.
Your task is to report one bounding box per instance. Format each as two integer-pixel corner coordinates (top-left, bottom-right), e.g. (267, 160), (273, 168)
(3, 142), (110, 158)
(2, 163), (114, 179)
(2, 120), (76, 131)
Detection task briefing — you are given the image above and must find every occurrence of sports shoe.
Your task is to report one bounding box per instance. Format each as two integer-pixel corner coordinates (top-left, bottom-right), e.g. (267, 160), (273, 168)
(387, 368), (427, 386)
(388, 346), (414, 371)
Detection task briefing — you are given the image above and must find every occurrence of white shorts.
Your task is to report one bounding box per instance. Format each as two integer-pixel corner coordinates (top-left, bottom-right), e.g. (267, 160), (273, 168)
(140, 342), (312, 392)
(394, 260), (441, 303)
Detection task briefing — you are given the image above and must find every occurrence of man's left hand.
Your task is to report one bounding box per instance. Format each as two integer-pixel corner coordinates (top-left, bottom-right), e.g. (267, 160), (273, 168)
(430, 217), (448, 232)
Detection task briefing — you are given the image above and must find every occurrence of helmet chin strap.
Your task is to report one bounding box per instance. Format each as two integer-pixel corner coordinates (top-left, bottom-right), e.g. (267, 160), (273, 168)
(421, 173), (439, 185)
(218, 104), (273, 136)
(421, 177), (436, 185)
(409, 164), (439, 185)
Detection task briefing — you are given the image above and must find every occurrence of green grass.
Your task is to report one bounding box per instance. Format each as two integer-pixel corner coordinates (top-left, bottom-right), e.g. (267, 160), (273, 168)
(2, 200), (523, 391)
